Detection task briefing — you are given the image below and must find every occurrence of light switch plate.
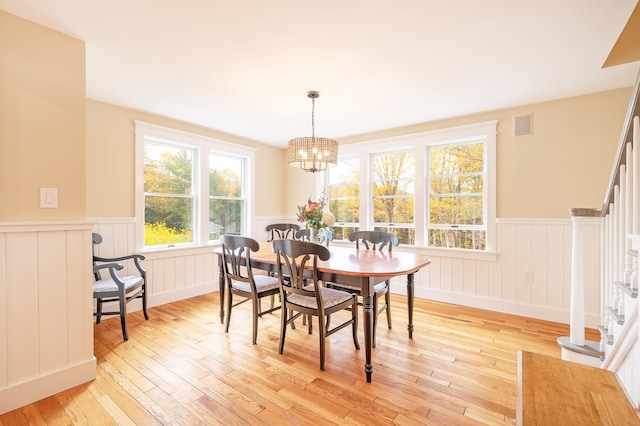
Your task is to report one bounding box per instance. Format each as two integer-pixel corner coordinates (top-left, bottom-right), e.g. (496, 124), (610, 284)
(40, 188), (58, 208)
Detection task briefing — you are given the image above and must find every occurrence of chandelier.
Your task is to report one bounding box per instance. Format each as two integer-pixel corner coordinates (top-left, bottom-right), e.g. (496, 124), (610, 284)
(288, 91), (338, 172)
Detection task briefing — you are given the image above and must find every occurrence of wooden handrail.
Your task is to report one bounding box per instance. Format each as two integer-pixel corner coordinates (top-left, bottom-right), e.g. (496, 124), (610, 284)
(602, 70), (640, 215)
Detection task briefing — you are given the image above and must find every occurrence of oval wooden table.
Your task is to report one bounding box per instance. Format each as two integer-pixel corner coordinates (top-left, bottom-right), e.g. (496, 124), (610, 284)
(214, 242), (431, 382)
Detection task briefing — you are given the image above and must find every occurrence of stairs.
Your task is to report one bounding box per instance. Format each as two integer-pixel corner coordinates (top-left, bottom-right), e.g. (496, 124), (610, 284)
(561, 70), (640, 413)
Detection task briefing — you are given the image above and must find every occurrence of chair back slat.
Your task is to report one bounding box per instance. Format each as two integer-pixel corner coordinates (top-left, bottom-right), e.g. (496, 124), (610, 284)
(221, 235), (259, 284)
(348, 231), (399, 251)
(272, 239), (330, 299)
(266, 223), (300, 242)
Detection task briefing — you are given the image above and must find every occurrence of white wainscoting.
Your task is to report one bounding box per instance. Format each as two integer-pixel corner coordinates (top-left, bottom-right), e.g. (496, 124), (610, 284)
(392, 218), (601, 327)
(0, 217), (599, 414)
(94, 216), (601, 328)
(0, 222), (96, 415)
(92, 219), (219, 313)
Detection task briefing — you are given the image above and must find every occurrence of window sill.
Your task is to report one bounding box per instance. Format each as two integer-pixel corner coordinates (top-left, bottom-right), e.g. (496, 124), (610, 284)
(330, 240), (497, 262)
(140, 242), (219, 259)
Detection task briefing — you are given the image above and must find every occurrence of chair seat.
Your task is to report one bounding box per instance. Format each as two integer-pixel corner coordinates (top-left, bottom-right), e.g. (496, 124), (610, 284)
(294, 286), (353, 310)
(231, 275), (279, 294)
(330, 281), (387, 294)
(93, 275), (144, 295)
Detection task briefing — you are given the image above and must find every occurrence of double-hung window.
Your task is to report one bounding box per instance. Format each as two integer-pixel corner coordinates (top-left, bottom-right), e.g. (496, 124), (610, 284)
(135, 121), (255, 249)
(372, 151), (416, 244)
(428, 140), (486, 249)
(326, 121), (496, 251)
(327, 156), (360, 240)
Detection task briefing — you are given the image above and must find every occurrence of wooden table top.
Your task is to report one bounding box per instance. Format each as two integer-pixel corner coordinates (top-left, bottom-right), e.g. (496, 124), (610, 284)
(248, 242), (431, 278)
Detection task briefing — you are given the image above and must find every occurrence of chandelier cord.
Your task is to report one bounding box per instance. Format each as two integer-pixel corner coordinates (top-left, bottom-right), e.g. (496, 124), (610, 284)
(311, 96), (315, 140)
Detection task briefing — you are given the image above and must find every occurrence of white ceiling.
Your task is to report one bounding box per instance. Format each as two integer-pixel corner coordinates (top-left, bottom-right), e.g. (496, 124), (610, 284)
(2, 1), (639, 147)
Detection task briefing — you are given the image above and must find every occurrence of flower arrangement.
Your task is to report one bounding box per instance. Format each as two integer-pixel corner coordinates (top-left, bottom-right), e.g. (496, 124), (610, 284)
(297, 193), (334, 230)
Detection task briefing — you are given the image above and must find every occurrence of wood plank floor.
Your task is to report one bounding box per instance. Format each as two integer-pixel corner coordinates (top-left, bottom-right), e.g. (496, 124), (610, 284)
(0, 293), (599, 425)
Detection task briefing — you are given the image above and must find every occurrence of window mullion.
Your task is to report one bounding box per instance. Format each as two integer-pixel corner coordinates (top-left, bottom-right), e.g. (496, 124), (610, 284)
(198, 148), (209, 245)
(360, 151), (370, 229)
(414, 144), (426, 246)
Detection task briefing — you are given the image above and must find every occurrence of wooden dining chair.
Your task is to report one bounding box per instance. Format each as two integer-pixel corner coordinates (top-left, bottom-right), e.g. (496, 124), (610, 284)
(221, 235), (281, 344)
(92, 232), (149, 341)
(328, 230), (399, 347)
(272, 239), (359, 370)
(266, 223), (300, 241)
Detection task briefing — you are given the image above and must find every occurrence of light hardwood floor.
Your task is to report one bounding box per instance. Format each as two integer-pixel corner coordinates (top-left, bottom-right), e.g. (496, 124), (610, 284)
(0, 293), (598, 425)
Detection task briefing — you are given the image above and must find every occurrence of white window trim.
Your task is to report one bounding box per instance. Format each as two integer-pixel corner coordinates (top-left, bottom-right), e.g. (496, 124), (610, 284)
(328, 120), (497, 252)
(134, 121), (256, 251)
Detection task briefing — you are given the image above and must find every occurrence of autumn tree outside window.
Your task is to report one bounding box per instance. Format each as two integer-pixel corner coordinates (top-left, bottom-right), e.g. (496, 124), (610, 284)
(135, 121), (255, 249)
(325, 121), (496, 251)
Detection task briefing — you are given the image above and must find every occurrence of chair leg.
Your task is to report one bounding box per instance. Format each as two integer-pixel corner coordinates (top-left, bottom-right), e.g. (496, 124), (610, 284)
(95, 298), (102, 324)
(373, 295), (378, 348)
(385, 287), (392, 329)
(119, 293), (128, 341)
(318, 313), (326, 371)
(224, 292), (233, 333)
(279, 306), (288, 355)
(289, 309), (297, 330)
(251, 296), (259, 345)
(142, 284), (149, 320)
(352, 297), (360, 350)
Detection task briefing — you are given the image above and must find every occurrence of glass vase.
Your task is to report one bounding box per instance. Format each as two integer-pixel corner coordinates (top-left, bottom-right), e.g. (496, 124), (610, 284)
(310, 227), (321, 243)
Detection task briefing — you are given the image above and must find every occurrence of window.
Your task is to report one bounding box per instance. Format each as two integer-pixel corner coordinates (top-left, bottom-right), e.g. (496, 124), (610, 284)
(372, 151), (415, 245)
(327, 157), (359, 240)
(135, 121), (255, 249)
(428, 141), (485, 250)
(209, 153), (244, 239)
(143, 142), (196, 245)
(326, 121), (496, 251)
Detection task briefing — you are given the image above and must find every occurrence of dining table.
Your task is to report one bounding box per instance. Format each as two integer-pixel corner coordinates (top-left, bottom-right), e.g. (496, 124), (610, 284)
(214, 241), (431, 382)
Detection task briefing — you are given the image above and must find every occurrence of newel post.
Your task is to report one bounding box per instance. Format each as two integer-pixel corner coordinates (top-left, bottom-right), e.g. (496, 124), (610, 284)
(557, 208), (603, 366)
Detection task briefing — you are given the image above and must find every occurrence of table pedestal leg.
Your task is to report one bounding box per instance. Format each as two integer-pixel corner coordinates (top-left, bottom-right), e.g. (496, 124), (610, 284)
(407, 273), (414, 338)
(362, 294), (373, 382)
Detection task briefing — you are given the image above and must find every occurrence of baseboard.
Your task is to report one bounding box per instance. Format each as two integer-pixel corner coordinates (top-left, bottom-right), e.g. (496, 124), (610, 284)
(149, 282), (217, 307)
(95, 282), (218, 321)
(392, 286), (598, 328)
(0, 357), (97, 415)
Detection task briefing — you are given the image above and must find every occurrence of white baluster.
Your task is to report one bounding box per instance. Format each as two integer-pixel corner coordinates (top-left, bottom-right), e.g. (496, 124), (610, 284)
(618, 292), (625, 316)
(625, 143), (633, 285)
(620, 166), (627, 286)
(607, 209), (614, 310)
(611, 189), (620, 285)
(634, 116), (640, 234)
(603, 212), (609, 328)
(633, 251), (638, 291)
(634, 117), (640, 290)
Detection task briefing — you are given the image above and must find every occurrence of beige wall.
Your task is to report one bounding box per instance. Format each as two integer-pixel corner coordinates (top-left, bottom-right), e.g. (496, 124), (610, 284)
(86, 100), (285, 217)
(2, 8), (632, 222)
(0, 10), (86, 221)
(339, 88), (631, 218)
